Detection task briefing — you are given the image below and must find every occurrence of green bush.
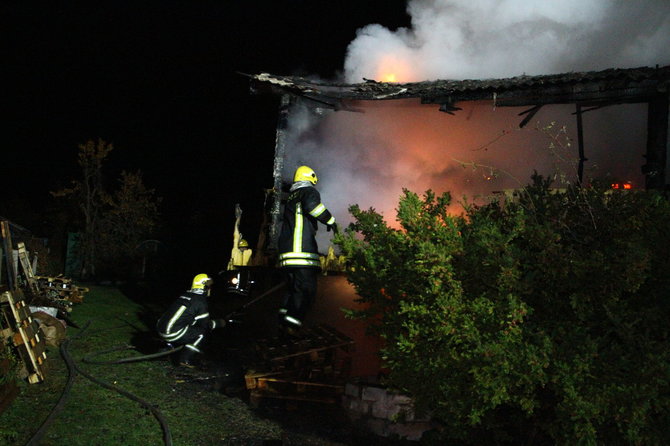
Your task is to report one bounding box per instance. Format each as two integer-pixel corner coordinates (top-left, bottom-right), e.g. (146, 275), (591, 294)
(337, 175), (670, 445)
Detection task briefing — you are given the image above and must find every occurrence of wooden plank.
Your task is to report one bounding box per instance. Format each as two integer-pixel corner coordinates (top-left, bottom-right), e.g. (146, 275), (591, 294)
(258, 325), (353, 357)
(1, 221), (17, 290)
(270, 340), (354, 363)
(249, 324), (355, 405)
(17, 242), (39, 295)
(257, 376), (344, 392)
(244, 370), (286, 390)
(249, 388), (341, 406)
(4, 290), (47, 383)
(13, 300), (33, 325)
(34, 275), (88, 304)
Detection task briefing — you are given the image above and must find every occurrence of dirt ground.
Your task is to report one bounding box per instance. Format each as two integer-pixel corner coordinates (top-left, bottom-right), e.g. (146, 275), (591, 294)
(161, 338), (411, 446)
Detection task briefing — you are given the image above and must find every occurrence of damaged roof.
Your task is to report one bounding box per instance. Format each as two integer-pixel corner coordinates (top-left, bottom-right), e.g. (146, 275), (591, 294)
(247, 65), (670, 109)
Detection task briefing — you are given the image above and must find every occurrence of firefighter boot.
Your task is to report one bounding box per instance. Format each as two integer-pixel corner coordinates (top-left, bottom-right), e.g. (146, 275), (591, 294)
(178, 347), (197, 368)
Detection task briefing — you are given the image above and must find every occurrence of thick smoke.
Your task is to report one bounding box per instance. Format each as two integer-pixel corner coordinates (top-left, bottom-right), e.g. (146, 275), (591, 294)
(345, 0), (670, 82)
(281, 0), (669, 253)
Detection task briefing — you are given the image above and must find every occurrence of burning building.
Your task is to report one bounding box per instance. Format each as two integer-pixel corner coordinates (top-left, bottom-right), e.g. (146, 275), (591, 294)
(241, 64), (670, 378)
(248, 65), (670, 253)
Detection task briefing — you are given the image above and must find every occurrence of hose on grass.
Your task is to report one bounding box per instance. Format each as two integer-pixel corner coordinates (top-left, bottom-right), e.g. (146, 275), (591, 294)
(24, 321), (91, 446)
(23, 320), (174, 446)
(82, 344), (183, 365)
(24, 282), (286, 445)
(68, 349), (174, 446)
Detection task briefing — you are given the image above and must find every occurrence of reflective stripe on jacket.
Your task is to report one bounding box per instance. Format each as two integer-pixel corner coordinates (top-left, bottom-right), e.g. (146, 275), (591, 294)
(278, 183), (334, 268)
(156, 291), (211, 341)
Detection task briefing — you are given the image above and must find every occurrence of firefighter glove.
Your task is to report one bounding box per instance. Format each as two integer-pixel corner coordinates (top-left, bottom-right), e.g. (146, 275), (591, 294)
(327, 223), (339, 234)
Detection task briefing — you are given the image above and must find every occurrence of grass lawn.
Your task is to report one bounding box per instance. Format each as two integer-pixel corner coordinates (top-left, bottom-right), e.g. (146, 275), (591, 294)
(1, 284), (375, 446)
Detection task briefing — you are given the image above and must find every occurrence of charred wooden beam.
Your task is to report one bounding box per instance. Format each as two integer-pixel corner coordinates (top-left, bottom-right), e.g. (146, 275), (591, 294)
(438, 103), (462, 115)
(575, 104), (587, 184)
(269, 94), (293, 254)
(518, 105), (543, 128)
(422, 86), (661, 109)
(249, 66), (670, 104)
(571, 104), (608, 114)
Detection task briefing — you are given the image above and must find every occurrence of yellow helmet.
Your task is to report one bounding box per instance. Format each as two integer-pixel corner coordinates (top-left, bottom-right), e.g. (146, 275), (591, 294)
(294, 165), (318, 185)
(191, 273), (212, 290)
(239, 239), (249, 248)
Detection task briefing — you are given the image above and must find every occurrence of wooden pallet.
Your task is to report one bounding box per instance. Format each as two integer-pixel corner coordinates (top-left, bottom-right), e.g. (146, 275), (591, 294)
(1, 289), (48, 383)
(34, 275), (89, 305)
(246, 324), (354, 405)
(258, 324), (355, 363)
(249, 376), (345, 406)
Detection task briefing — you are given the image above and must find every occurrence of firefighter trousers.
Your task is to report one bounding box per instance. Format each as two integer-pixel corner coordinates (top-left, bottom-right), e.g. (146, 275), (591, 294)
(280, 267), (319, 327)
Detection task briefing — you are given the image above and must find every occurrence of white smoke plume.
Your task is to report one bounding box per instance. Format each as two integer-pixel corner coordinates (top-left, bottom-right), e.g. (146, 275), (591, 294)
(281, 0), (670, 253)
(345, 0), (670, 82)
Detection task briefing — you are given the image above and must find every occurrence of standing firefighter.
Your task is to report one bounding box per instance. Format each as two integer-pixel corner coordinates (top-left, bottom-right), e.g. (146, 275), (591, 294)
(278, 165), (337, 335)
(156, 274), (222, 367)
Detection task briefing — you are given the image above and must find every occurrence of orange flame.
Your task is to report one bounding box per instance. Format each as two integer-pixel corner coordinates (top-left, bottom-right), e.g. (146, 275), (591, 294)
(375, 55), (413, 83)
(383, 73), (398, 83)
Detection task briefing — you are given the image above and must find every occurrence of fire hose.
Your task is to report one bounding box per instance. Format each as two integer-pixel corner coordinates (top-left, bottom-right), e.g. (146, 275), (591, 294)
(82, 344), (183, 365)
(81, 281), (285, 365)
(23, 282), (285, 445)
(24, 321), (175, 446)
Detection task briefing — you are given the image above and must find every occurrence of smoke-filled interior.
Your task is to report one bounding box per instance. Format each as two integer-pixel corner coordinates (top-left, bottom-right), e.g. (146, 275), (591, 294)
(274, 0), (668, 254)
(282, 99), (647, 253)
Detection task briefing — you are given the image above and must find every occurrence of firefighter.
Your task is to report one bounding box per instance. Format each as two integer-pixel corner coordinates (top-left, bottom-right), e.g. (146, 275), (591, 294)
(278, 165), (338, 335)
(156, 273), (223, 367)
(227, 203), (253, 270)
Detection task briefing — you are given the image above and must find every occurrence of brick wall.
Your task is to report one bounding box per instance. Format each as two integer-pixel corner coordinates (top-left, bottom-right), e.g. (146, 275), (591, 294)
(341, 381), (437, 441)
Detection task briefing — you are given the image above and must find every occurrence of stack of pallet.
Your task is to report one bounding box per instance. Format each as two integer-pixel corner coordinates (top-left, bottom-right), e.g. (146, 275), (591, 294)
(245, 324), (355, 406)
(16, 238), (88, 310)
(0, 289), (48, 384)
(34, 275), (89, 307)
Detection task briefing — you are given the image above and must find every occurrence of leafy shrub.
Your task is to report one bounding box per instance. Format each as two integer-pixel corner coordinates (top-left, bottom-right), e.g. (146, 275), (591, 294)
(337, 175), (670, 445)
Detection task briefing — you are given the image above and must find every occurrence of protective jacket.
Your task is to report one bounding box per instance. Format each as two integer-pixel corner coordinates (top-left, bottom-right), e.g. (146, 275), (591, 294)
(278, 182), (335, 268)
(156, 291), (216, 352)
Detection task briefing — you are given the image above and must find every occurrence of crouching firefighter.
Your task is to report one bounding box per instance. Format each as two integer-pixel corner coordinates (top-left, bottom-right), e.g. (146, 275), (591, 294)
(278, 165), (338, 336)
(156, 274), (223, 367)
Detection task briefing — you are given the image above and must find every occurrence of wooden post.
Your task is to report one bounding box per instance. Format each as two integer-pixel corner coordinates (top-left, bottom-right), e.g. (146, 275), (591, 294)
(644, 93), (669, 190)
(269, 94), (293, 254)
(575, 104), (587, 184)
(1, 221), (16, 291)
(17, 243), (39, 295)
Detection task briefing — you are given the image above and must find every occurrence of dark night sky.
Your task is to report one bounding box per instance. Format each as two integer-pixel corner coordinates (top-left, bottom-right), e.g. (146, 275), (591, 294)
(3, 1), (410, 274)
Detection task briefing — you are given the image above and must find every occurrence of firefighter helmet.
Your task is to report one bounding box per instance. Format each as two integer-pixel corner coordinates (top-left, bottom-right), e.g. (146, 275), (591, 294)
(191, 274), (212, 290)
(239, 239), (249, 249)
(294, 165), (318, 185)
